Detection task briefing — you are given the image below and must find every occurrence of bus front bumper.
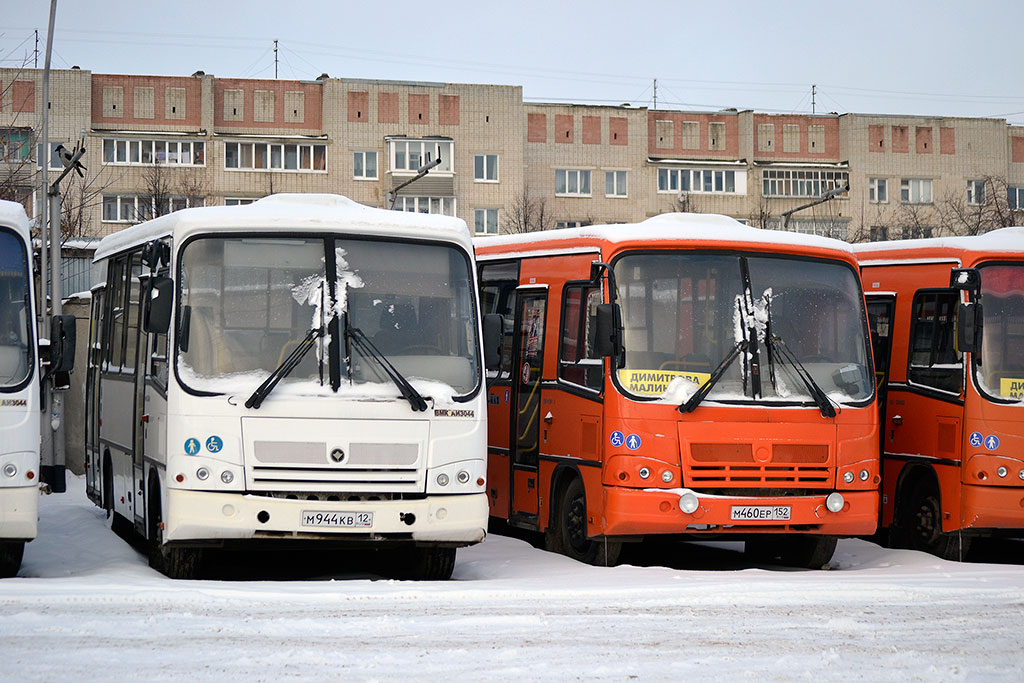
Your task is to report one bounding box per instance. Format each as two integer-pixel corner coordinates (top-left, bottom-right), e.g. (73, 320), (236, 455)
(961, 483), (1024, 531)
(164, 488), (488, 546)
(0, 486), (37, 540)
(603, 487), (878, 536)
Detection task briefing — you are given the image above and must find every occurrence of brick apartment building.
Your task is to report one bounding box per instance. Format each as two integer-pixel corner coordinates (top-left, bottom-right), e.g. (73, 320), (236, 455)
(3, 66), (1024, 293)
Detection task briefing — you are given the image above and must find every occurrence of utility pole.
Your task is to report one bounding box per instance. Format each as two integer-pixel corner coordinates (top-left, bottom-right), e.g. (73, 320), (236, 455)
(274, 39), (278, 79)
(811, 84), (816, 114)
(653, 78), (657, 110)
(34, 30), (39, 68)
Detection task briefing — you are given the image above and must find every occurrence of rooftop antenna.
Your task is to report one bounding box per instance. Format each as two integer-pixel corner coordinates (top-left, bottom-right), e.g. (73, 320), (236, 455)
(653, 78), (657, 110)
(274, 39), (278, 79)
(811, 84), (816, 114)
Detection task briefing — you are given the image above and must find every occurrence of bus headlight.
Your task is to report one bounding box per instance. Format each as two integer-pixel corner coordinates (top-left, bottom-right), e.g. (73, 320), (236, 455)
(859, 469), (870, 482)
(1019, 469), (1024, 481)
(196, 467), (210, 481)
(638, 467), (651, 479)
(826, 492), (845, 513)
(2, 463), (16, 478)
(437, 473), (450, 487)
(843, 471), (855, 484)
(678, 492), (699, 514)
(997, 466), (1008, 478)
(221, 470), (234, 484)
(456, 470), (471, 484)
(661, 470), (673, 483)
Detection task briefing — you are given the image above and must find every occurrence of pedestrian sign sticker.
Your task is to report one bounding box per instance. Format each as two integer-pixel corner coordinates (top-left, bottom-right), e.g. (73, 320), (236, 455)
(1000, 378), (1024, 400)
(985, 435), (1000, 451)
(969, 432), (983, 449)
(206, 435), (223, 453)
(184, 438), (200, 455)
(609, 430), (625, 448)
(625, 434), (642, 451)
(617, 369), (710, 397)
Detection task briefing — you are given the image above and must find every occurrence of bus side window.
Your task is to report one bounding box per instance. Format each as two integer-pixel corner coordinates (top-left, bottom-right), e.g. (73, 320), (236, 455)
(105, 255), (127, 370)
(559, 284), (602, 391)
(907, 289), (962, 394)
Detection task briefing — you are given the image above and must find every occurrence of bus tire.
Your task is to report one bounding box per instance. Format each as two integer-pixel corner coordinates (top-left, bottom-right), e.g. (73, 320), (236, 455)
(546, 477), (621, 566)
(388, 546), (456, 581)
(745, 535), (837, 569)
(0, 541), (25, 578)
(146, 483), (204, 580)
(102, 453), (113, 514)
(900, 480), (971, 561)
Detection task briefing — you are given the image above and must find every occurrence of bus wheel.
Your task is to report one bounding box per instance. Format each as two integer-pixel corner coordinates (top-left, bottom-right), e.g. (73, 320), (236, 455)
(393, 546), (456, 581)
(147, 488), (203, 580)
(902, 481), (971, 561)
(745, 536), (836, 569)
(546, 477), (621, 566)
(0, 541), (25, 578)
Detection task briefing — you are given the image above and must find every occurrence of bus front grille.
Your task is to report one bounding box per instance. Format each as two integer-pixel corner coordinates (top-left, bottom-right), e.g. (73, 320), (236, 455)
(686, 464), (832, 487)
(248, 465), (422, 493)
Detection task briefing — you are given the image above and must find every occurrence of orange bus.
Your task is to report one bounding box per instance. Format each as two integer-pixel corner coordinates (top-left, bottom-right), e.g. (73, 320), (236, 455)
(476, 214), (879, 568)
(856, 228), (1024, 560)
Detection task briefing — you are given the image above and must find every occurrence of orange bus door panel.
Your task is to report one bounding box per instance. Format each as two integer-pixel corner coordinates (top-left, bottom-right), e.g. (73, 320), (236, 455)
(486, 449), (511, 518)
(510, 291), (546, 520)
(512, 469), (538, 516)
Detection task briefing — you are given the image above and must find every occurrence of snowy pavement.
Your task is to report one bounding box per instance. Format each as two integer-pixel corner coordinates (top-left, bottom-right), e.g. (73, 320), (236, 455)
(1, 478), (1023, 681)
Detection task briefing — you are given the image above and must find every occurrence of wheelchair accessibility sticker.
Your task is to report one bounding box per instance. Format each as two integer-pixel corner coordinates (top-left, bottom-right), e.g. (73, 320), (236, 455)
(610, 430), (625, 448)
(206, 435), (223, 453)
(969, 432), (983, 448)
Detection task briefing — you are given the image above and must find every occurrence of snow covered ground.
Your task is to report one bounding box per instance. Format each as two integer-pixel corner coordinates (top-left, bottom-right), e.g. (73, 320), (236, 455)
(2, 477), (1023, 682)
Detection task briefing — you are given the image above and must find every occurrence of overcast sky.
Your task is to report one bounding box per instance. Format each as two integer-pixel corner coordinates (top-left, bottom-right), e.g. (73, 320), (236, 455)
(4, 0), (1023, 124)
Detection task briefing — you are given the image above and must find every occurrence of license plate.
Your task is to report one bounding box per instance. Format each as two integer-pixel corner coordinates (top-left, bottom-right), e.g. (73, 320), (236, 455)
(730, 505), (791, 522)
(301, 511), (373, 528)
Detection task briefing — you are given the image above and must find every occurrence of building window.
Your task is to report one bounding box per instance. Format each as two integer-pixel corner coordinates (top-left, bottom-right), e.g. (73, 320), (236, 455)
(224, 141), (326, 172)
(103, 138), (206, 167)
(473, 154), (498, 182)
(869, 178), (888, 203)
(605, 170), (627, 197)
(900, 178), (933, 204)
(474, 208), (499, 234)
(556, 220), (592, 229)
(967, 180), (985, 206)
(708, 122), (726, 150)
(902, 226), (933, 240)
(353, 150), (378, 180)
(658, 168), (742, 195)
(555, 169), (591, 197)
(389, 139), (453, 174)
(225, 198), (258, 206)
(869, 226), (889, 241)
(1009, 186), (1024, 209)
(390, 196), (456, 216)
(762, 169), (848, 198)
(102, 194), (204, 223)
(0, 129), (31, 161)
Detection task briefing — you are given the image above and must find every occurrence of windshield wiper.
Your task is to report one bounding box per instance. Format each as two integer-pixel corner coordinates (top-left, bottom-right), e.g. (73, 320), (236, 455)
(245, 326), (324, 409)
(345, 325), (428, 412)
(678, 340), (748, 414)
(765, 334), (837, 418)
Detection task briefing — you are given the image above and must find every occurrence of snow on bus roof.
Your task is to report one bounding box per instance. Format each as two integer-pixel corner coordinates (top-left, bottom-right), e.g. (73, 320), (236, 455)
(0, 199), (30, 236)
(852, 226), (1024, 256)
(474, 213), (854, 254)
(93, 194), (471, 262)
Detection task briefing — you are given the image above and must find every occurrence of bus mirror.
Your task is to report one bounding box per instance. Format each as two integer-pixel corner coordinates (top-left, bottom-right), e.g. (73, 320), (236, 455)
(50, 314), (77, 374)
(956, 301), (981, 354)
(144, 276), (174, 334)
(483, 314), (504, 371)
(950, 268), (980, 293)
(594, 303), (620, 358)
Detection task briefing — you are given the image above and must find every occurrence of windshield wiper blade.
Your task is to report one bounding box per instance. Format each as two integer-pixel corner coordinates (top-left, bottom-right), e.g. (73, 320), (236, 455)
(245, 326), (324, 410)
(679, 340), (747, 414)
(346, 326), (428, 412)
(766, 334), (837, 418)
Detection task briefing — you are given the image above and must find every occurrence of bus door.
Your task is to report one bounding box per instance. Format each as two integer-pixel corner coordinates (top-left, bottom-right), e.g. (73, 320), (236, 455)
(85, 287), (105, 506)
(866, 294), (896, 443)
(510, 288), (547, 525)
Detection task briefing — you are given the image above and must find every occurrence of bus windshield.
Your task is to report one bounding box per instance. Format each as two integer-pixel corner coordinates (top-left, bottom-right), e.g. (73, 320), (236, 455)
(0, 230), (31, 389)
(976, 263), (1024, 404)
(177, 235), (479, 398)
(614, 252), (872, 405)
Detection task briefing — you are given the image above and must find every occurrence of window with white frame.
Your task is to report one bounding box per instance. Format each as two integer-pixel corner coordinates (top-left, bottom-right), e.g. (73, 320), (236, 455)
(224, 141), (326, 172)
(869, 178), (888, 203)
(605, 170), (627, 197)
(555, 169), (591, 197)
(0, 129), (31, 162)
(556, 220), (592, 229)
(474, 208), (499, 234)
(474, 154), (498, 182)
(900, 178), (933, 204)
(967, 179), (985, 206)
(658, 168), (742, 194)
(102, 194), (204, 222)
(390, 195), (456, 216)
(1009, 186), (1024, 210)
(225, 198), (258, 206)
(762, 169), (848, 198)
(389, 139), (453, 174)
(102, 138), (206, 166)
(353, 150), (378, 180)
(37, 142), (63, 170)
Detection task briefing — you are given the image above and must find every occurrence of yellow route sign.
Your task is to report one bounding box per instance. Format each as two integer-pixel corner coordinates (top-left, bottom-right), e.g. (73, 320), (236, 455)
(617, 369), (711, 397)
(1000, 378), (1024, 400)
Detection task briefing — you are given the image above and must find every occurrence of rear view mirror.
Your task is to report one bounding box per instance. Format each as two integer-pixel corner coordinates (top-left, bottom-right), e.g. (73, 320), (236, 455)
(956, 301), (982, 354)
(594, 304), (621, 359)
(482, 314), (504, 371)
(144, 276), (174, 334)
(950, 268), (980, 293)
(50, 314), (76, 374)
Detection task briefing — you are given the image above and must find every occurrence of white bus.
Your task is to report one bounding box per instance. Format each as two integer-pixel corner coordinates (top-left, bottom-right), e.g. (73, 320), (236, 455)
(0, 201), (38, 577)
(85, 194), (495, 579)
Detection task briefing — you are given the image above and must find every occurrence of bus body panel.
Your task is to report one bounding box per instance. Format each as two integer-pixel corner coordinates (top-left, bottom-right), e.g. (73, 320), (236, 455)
(857, 229), (1024, 541)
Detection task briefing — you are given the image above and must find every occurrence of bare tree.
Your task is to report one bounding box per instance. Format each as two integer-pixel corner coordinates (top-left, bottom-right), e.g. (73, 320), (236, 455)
(671, 191), (701, 215)
(936, 175), (1022, 236)
(748, 194), (772, 228)
(502, 186), (553, 234)
(178, 167), (210, 209)
(890, 201), (937, 240)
